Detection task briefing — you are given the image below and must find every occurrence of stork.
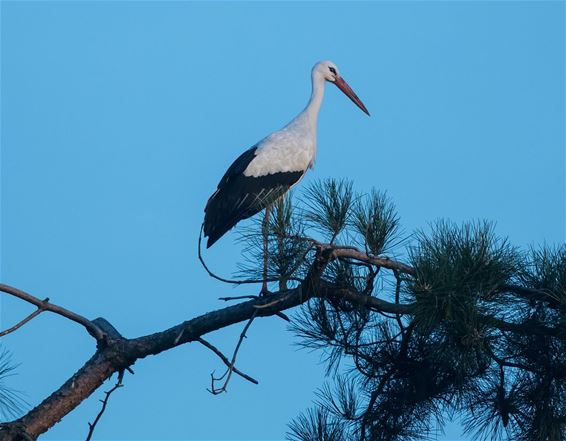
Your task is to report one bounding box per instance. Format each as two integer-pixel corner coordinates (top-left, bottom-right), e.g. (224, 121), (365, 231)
(203, 60), (369, 292)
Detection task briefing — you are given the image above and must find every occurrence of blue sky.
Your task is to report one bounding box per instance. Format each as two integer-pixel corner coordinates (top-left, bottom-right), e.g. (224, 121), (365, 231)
(1, 1), (564, 440)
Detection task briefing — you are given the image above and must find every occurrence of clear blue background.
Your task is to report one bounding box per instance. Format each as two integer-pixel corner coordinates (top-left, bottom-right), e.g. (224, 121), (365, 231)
(1, 1), (564, 440)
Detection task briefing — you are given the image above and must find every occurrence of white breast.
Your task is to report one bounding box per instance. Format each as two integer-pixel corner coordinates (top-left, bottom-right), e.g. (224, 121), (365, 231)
(243, 115), (317, 178)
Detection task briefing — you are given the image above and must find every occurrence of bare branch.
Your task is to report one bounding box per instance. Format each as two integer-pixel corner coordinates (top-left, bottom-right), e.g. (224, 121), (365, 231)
(85, 371), (124, 441)
(0, 298), (48, 337)
(198, 225), (281, 286)
(0, 284), (105, 341)
(197, 337), (259, 385)
(208, 311), (259, 394)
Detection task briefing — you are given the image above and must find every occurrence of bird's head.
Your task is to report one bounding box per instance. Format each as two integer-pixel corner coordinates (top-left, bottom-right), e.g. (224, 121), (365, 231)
(313, 60), (370, 116)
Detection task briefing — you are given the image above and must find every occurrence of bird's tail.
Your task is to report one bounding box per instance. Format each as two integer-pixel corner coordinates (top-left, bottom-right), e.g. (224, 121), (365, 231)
(203, 223), (233, 249)
(203, 194), (239, 248)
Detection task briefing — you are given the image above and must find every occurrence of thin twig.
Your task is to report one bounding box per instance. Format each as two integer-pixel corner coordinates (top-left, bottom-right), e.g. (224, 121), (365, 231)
(485, 343), (537, 373)
(359, 323), (415, 440)
(198, 224), (280, 286)
(197, 337), (258, 385)
(0, 284), (105, 341)
(85, 371), (124, 441)
(208, 310), (259, 394)
(0, 298), (49, 337)
(359, 368), (393, 439)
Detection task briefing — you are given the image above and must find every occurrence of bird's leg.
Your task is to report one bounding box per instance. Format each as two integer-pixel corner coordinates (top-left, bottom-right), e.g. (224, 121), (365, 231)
(260, 205), (272, 296)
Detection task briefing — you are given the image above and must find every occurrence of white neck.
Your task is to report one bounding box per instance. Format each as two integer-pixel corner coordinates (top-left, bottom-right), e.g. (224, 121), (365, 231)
(304, 71), (325, 122)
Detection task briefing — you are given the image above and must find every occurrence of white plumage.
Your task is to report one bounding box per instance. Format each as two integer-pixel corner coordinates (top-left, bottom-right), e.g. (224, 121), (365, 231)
(243, 116), (316, 177)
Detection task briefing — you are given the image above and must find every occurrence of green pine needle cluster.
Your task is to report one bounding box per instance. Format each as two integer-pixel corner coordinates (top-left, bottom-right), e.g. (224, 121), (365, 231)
(408, 220), (520, 331)
(521, 246), (566, 312)
(352, 190), (400, 255)
(303, 179), (354, 243)
(0, 348), (25, 421)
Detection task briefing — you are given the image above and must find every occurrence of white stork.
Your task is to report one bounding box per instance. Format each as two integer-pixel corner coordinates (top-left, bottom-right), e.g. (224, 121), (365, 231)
(203, 61), (369, 289)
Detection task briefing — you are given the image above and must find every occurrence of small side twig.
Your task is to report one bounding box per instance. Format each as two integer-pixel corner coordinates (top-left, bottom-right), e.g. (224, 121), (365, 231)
(208, 310), (259, 394)
(0, 298), (49, 337)
(197, 337), (258, 385)
(198, 224), (280, 286)
(0, 284), (105, 341)
(85, 370), (124, 441)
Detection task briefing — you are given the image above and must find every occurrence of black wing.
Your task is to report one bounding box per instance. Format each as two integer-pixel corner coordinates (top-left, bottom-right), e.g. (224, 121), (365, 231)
(204, 147), (303, 248)
(217, 147), (258, 188)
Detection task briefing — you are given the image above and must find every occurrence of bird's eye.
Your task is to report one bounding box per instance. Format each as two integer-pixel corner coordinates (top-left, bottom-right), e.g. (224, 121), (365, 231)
(329, 67), (336, 74)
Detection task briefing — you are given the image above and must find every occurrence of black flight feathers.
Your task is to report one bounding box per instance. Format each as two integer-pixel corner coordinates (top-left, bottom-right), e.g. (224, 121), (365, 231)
(203, 146), (303, 248)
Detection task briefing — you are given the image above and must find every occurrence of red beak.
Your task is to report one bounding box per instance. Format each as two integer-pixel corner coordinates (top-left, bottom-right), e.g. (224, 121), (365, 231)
(334, 76), (370, 116)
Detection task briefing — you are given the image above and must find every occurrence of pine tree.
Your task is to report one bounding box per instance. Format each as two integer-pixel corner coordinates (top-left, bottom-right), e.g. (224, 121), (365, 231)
(237, 179), (566, 441)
